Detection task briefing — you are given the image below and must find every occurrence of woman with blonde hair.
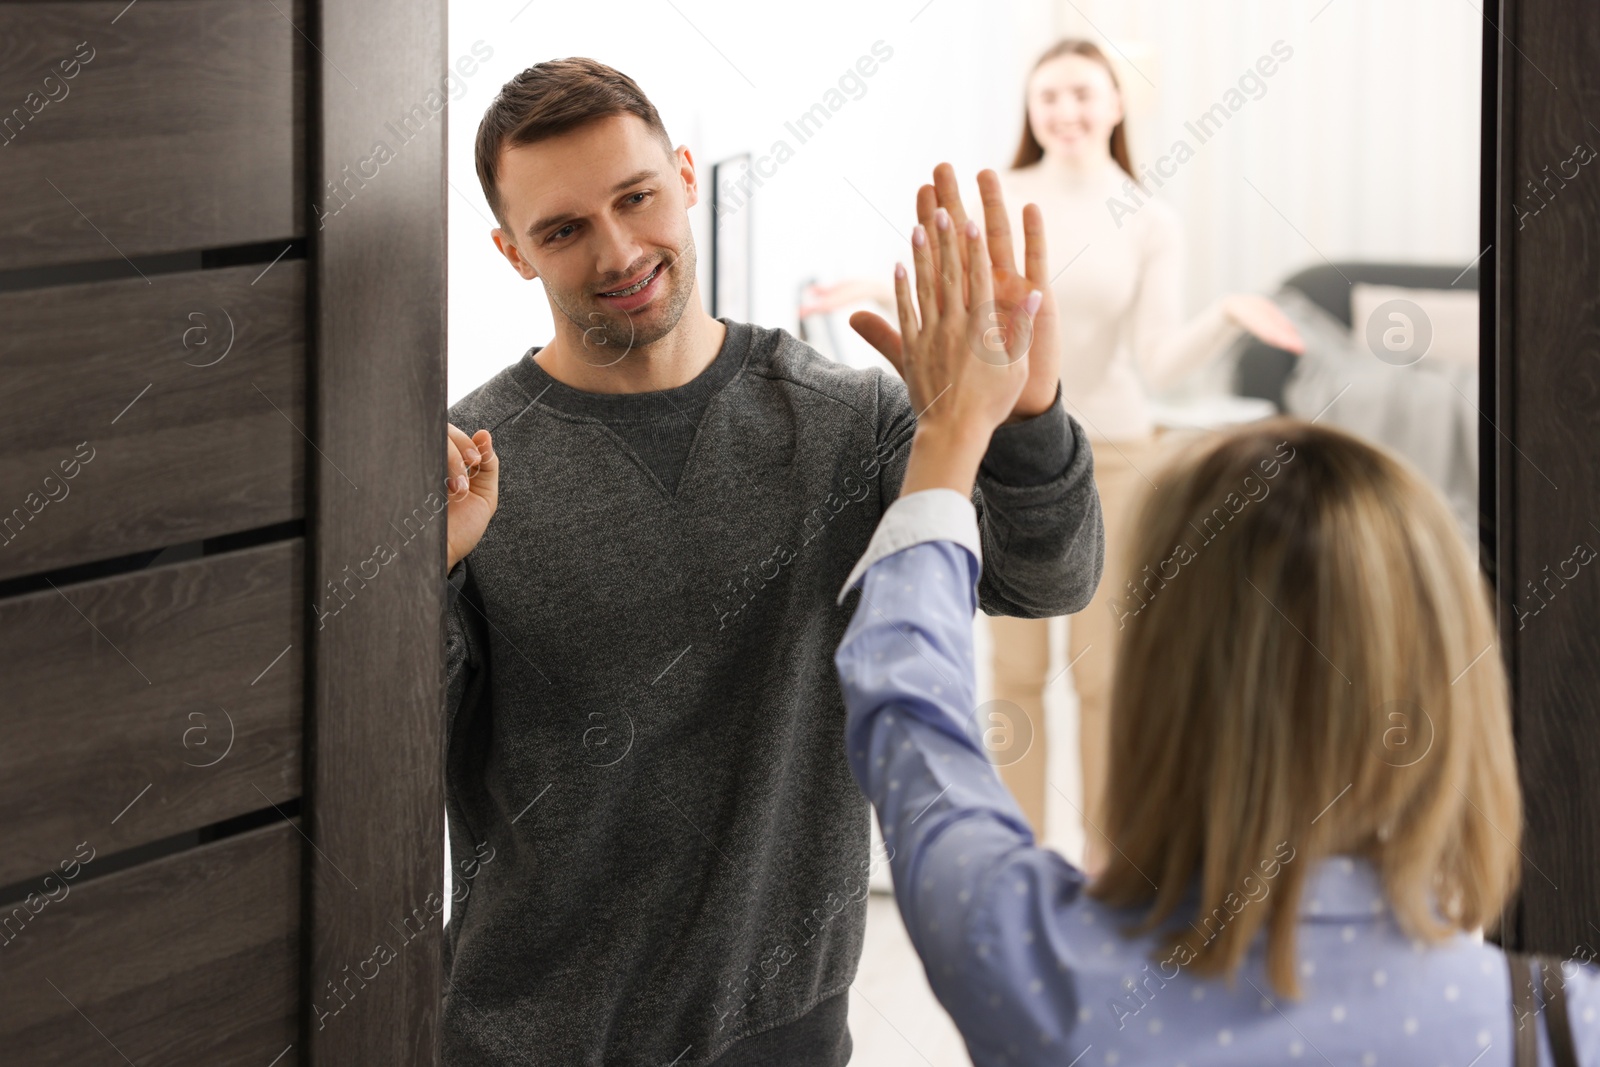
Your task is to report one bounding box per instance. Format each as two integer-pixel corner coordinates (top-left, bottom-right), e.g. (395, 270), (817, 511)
(831, 202), (1594, 1059)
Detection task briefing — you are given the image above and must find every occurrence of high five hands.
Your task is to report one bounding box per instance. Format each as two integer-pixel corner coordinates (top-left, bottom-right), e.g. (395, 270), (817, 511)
(848, 163), (1061, 428)
(878, 167), (1051, 499)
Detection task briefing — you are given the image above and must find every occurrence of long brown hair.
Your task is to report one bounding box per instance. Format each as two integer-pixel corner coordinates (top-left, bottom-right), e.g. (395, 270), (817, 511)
(1011, 39), (1135, 176)
(1089, 419), (1521, 999)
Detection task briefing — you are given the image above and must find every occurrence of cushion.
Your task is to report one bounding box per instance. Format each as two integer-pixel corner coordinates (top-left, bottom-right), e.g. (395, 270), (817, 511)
(1350, 284), (1479, 369)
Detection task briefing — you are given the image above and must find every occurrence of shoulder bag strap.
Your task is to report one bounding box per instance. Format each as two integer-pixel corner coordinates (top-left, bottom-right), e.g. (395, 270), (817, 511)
(1511, 951), (1540, 1067)
(1537, 953), (1581, 1067)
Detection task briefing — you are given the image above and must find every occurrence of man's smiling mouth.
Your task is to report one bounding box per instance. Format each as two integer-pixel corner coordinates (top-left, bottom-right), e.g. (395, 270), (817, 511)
(598, 261), (663, 298)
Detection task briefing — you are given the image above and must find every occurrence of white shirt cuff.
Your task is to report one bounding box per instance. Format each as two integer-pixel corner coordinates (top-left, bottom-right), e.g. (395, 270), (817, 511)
(835, 488), (982, 605)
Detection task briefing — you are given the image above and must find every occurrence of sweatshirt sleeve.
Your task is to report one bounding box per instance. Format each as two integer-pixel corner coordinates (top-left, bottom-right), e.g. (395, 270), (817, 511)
(445, 557), (491, 749)
(874, 371), (1104, 619)
(1128, 204), (1243, 391)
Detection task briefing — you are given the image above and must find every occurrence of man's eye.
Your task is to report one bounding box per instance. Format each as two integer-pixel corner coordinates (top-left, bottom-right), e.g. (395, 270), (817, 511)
(628, 192), (650, 205)
(548, 225), (575, 242)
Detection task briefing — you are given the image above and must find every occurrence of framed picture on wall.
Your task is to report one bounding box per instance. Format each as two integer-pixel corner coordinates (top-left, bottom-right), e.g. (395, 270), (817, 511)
(711, 153), (751, 321)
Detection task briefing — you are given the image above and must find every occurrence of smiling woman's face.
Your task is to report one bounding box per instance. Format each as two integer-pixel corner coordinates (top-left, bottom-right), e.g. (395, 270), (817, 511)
(1026, 53), (1124, 164)
(490, 113), (700, 355)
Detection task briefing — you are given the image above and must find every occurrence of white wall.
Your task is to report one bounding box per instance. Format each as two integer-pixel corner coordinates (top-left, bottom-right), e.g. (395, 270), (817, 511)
(445, 0), (1481, 403)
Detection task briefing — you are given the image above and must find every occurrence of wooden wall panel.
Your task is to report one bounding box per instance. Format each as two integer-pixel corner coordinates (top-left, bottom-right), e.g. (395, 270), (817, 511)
(0, 822), (300, 1065)
(0, 540), (303, 885)
(1492, 0), (1600, 952)
(306, 0), (447, 1060)
(0, 0), (304, 270)
(0, 261), (305, 581)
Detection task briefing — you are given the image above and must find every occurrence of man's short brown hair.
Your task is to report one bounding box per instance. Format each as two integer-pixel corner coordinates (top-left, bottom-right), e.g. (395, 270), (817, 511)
(474, 57), (673, 228)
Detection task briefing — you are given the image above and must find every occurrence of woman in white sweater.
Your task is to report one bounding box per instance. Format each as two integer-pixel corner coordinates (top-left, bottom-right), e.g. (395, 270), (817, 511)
(985, 38), (1304, 869)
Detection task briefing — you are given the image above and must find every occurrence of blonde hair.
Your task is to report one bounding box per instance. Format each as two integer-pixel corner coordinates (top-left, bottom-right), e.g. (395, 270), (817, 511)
(1089, 418), (1520, 999)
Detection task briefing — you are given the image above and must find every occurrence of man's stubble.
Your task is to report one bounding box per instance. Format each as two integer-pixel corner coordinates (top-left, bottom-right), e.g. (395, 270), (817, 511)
(547, 228), (699, 364)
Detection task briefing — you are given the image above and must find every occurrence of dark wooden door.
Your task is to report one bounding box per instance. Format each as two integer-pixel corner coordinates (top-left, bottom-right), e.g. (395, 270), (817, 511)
(0, 0), (446, 1062)
(1485, 0), (1600, 957)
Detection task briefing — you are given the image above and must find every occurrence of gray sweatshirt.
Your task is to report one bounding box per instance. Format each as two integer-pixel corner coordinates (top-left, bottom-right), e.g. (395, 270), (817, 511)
(442, 318), (1103, 1065)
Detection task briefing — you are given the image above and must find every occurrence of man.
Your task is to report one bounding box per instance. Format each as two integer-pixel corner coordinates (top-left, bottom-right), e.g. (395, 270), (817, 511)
(442, 56), (1102, 1065)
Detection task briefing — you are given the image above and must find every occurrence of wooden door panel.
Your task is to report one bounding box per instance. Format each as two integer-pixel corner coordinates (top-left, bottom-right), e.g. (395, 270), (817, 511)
(0, 822), (300, 1065)
(0, 0), (304, 269)
(0, 262), (306, 581)
(0, 540), (303, 885)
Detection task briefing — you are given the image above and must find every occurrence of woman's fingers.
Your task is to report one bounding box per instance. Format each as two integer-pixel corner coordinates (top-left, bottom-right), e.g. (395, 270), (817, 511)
(934, 208), (964, 316)
(965, 217), (1010, 367)
(844, 269), (915, 378)
(912, 223), (940, 333)
(977, 169), (1018, 278)
(915, 184), (942, 292)
(1021, 202), (1050, 287)
(963, 218), (994, 314)
(932, 164), (972, 302)
(892, 262), (919, 353)
(932, 163), (973, 244)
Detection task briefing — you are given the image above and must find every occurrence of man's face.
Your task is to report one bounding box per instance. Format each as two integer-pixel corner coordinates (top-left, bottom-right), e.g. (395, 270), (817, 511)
(490, 113), (700, 359)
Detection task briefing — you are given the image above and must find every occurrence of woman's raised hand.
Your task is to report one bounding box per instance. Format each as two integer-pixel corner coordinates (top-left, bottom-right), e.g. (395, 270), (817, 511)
(850, 164), (1061, 423)
(891, 207), (1042, 446)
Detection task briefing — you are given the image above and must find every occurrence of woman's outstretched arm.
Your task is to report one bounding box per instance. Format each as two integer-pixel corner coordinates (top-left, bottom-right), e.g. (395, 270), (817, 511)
(832, 198), (1103, 1060)
(833, 491), (1097, 1060)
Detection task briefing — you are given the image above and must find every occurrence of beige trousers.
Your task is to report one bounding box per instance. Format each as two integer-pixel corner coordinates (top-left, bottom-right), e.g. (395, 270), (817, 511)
(989, 431), (1180, 869)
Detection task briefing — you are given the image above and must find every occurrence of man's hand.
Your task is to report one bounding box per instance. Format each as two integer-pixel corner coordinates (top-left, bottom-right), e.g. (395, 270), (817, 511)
(446, 423), (498, 575)
(849, 163), (1061, 424)
(887, 207), (1043, 499)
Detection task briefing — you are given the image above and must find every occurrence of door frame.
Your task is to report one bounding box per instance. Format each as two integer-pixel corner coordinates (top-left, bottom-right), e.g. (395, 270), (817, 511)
(304, 0), (448, 1059)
